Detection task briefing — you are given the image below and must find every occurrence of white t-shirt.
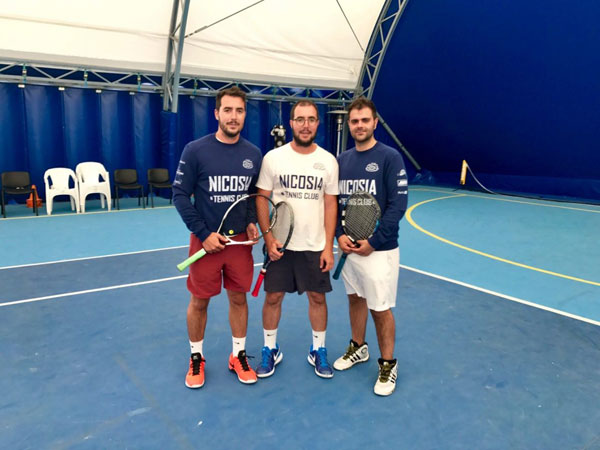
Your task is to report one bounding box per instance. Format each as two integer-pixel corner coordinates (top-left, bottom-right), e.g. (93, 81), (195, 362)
(256, 143), (339, 251)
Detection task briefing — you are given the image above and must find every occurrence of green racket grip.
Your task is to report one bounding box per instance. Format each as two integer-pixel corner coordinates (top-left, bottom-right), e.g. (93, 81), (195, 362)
(177, 248), (207, 271)
(332, 253), (348, 280)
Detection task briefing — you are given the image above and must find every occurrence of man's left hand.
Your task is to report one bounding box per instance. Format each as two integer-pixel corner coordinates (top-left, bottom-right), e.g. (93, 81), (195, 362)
(246, 223), (259, 244)
(320, 248), (334, 272)
(352, 239), (374, 256)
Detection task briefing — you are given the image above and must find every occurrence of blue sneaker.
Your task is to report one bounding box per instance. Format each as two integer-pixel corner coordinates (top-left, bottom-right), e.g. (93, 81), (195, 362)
(307, 346), (334, 378)
(256, 345), (283, 378)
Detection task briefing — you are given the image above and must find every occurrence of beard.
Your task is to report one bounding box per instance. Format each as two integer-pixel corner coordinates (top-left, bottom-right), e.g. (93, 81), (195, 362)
(292, 129), (316, 147)
(351, 128), (374, 144)
(219, 120), (241, 138)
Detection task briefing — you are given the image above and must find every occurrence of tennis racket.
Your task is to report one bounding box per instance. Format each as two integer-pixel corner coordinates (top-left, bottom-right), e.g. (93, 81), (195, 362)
(332, 191), (381, 280)
(177, 193), (277, 272)
(251, 201), (294, 297)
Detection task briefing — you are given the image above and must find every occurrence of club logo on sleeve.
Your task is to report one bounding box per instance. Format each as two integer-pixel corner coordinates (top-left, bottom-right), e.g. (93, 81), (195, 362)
(366, 162), (379, 172)
(398, 169), (406, 176)
(397, 179), (407, 186)
(313, 162), (325, 170)
(242, 159), (254, 169)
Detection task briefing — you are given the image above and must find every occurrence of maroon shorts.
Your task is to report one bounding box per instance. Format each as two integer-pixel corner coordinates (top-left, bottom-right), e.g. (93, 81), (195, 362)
(187, 233), (254, 299)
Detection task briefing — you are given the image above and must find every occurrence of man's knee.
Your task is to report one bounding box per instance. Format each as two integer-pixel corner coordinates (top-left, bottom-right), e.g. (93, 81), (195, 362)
(307, 291), (327, 306)
(189, 295), (210, 312)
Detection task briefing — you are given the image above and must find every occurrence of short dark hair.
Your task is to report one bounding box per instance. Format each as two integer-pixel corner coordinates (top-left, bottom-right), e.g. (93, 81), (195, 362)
(216, 86), (247, 110)
(347, 97), (377, 118)
(290, 100), (319, 121)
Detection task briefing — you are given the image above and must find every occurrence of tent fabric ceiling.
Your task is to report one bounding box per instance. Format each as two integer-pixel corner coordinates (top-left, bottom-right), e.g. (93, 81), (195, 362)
(0, 0), (385, 89)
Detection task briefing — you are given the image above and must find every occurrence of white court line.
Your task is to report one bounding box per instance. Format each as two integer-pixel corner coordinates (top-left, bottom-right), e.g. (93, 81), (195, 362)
(0, 275), (187, 307)
(3, 257), (600, 329)
(400, 265), (600, 327)
(0, 245), (189, 270)
(0, 260), (265, 307)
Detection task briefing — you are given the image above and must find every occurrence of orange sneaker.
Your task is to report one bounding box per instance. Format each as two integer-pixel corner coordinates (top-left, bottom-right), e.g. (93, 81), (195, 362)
(185, 353), (205, 389)
(228, 350), (257, 384)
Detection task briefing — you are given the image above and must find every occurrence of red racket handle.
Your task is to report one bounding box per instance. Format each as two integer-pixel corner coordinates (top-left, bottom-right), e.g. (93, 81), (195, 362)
(252, 271), (266, 297)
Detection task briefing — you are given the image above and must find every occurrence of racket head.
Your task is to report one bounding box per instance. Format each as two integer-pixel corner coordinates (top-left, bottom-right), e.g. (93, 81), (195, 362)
(271, 201), (294, 249)
(341, 191), (381, 241)
(218, 193), (276, 243)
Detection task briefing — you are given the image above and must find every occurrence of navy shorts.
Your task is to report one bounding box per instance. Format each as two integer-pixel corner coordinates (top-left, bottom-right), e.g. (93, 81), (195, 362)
(264, 250), (332, 294)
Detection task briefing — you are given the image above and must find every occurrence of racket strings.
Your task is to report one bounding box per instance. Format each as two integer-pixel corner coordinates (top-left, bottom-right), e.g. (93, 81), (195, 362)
(271, 203), (293, 244)
(344, 209), (379, 239)
(221, 200), (250, 236)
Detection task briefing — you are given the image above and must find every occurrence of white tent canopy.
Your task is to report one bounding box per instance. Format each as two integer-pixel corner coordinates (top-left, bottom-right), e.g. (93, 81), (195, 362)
(0, 0), (385, 89)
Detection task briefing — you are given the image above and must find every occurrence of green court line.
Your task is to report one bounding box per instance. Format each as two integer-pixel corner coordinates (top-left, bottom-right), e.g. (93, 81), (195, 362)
(406, 194), (600, 287)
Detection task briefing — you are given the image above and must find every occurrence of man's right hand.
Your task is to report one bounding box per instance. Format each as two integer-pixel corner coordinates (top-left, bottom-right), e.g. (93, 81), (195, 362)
(265, 235), (284, 261)
(202, 232), (228, 253)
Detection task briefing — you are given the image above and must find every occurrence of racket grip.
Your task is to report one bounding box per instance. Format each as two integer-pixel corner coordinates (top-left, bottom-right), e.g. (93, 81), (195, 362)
(332, 254), (348, 280)
(252, 272), (265, 297)
(177, 248), (207, 272)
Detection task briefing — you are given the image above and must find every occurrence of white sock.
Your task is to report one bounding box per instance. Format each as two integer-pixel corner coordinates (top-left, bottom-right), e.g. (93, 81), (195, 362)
(232, 336), (246, 356)
(190, 340), (203, 356)
(264, 328), (278, 349)
(312, 330), (326, 349)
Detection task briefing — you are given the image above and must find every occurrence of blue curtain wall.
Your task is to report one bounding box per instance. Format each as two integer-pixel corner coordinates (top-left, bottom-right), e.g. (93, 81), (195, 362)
(0, 86), (336, 200)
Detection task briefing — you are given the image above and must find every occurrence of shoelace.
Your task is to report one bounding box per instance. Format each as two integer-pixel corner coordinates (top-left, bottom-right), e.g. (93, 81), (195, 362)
(191, 356), (202, 375)
(261, 347), (274, 366)
(237, 351), (254, 371)
(343, 344), (358, 360)
(315, 348), (331, 369)
(379, 363), (392, 382)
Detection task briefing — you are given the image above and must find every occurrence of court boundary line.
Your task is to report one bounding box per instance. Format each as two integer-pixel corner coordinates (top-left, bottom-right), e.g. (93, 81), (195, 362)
(0, 204), (175, 221)
(2, 260), (599, 328)
(400, 265), (600, 327)
(410, 187), (600, 213)
(0, 245), (189, 270)
(406, 194), (600, 287)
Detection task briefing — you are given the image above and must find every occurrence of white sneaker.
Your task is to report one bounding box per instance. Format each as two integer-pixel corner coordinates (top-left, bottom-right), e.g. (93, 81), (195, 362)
(333, 340), (369, 371)
(374, 358), (398, 396)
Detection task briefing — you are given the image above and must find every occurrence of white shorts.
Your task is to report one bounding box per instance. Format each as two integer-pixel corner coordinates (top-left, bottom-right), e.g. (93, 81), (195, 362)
(341, 247), (400, 312)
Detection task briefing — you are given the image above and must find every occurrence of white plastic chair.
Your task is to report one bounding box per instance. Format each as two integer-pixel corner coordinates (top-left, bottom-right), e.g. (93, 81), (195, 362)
(76, 162), (112, 213)
(44, 168), (80, 215)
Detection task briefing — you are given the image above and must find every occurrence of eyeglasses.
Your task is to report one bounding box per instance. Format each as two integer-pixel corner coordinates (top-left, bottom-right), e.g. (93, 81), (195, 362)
(293, 117), (318, 125)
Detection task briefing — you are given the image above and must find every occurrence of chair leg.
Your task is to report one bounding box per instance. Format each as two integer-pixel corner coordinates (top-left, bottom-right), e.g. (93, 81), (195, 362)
(1, 190), (5, 218)
(150, 186), (155, 208)
(47, 194), (53, 215)
(115, 187), (120, 210)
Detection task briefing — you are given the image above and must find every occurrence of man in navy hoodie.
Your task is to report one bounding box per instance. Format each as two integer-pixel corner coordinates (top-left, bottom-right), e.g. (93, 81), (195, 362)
(332, 97), (408, 396)
(173, 87), (262, 388)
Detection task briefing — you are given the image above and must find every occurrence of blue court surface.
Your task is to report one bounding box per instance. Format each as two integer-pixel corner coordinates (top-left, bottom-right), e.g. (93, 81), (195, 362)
(1, 189), (600, 450)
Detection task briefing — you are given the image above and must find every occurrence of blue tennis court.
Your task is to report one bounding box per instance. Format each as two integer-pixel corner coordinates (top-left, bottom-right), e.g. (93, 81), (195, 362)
(1, 189), (600, 449)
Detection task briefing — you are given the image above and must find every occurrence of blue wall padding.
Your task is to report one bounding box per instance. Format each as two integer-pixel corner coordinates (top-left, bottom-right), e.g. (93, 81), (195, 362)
(63, 88), (102, 167)
(160, 111), (178, 179)
(1, 85), (335, 199)
(0, 84), (27, 170)
(99, 91), (134, 171)
(23, 85), (66, 188)
(133, 93), (162, 186)
(374, 0), (600, 200)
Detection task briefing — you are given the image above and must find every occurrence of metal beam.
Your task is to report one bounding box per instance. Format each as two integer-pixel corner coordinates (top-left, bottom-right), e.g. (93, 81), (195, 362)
(355, 0), (411, 99)
(342, 0), (421, 171)
(163, 0), (191, 113)
(0, 60), (353, 105)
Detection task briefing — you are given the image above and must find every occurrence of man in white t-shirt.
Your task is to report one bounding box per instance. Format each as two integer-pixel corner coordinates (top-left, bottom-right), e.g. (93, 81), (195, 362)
(255, 100), (339, 379)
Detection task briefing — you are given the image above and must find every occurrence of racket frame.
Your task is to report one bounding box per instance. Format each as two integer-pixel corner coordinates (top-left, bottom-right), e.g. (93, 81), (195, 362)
(332, 191), (381, 280)
(251, 200), (295, 297)
(177, 193), (277, 272)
